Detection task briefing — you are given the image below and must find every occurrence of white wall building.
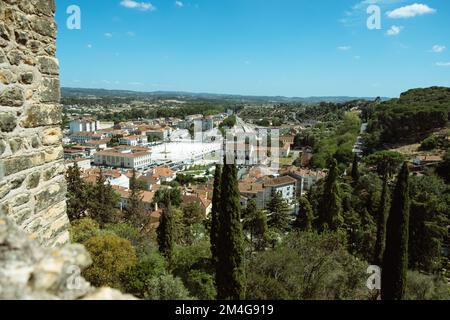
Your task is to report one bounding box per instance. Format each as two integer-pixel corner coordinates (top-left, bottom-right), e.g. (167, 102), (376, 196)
(70, 118), (100, 134)
(94, 147), (152, 170)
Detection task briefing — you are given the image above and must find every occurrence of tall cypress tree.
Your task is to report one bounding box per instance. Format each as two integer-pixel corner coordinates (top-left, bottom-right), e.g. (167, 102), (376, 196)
(210, 165), (222, 267)
(127, 169), (146, 229)
(381, 162), (410, 300)
(157, 194), (174, 266)
(294, 196), (314, 232)
(216, 163), (246, 300)
(351, 154), (360, 185)
(373, 175), (390, 265)
(66, 162), (86, 221)
(317, 159), (342, 231)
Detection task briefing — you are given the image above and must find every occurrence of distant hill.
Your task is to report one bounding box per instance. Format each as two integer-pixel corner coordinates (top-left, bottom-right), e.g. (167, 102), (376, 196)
(365, 86), (450, 151)
(61, 87), (388, 104)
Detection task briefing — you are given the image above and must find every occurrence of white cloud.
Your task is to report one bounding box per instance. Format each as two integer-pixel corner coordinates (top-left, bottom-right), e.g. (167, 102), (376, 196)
(431, 45), (446, 53)
(87, 44), (93, 49)
(386, 25), (403, 36)
(120, 0), (156, 11)
(104, 33), (113, 38)
(126, 31), (136, 37)
(175, 1), (184, 8)
(436, 62), (450, 67)
(338, 46), (352, 51)
(387, 3), (435, 18)
(354, 55), (361, 60)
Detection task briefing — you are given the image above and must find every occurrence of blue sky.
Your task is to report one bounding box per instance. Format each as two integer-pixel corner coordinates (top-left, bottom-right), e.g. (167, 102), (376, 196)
(56, 0), (450, 98)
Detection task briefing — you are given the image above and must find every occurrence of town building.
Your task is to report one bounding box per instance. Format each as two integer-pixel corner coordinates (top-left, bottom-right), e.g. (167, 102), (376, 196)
(94, 147), (152, 170)
(69, 117), (100, 134)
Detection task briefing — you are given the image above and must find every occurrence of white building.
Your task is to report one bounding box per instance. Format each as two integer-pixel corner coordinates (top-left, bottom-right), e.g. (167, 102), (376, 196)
(70, 132), (106, 144)
(70, 118), (100, 134)
(119, 135), (148, 146)
(94, 147), (152, 170)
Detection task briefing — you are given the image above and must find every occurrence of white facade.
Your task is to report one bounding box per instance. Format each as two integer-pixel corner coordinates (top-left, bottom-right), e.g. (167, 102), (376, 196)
(70, 119), (100, 134)
(94, 148), (152, 170)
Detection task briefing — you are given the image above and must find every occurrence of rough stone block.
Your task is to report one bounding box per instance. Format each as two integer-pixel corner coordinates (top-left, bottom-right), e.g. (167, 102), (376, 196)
(0, 112), (17, 132)
(0, 86), (24, 107)
(40, 78), (60, 103)
(21, 104), (62, 128)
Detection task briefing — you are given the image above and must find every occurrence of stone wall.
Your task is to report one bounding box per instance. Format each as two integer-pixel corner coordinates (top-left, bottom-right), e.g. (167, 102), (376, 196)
(0, 0), (69, 246)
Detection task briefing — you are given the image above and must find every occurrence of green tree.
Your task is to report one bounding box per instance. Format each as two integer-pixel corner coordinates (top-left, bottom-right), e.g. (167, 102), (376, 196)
(210, 165), (222, 267)
(243, 200), (268, 251)
(87, 171), (120, 226)
(157, 195), (175, 266)
(216, 164), (246, 300)
(294, 197), (314, 232)
(365, 151), (404, 177)
(66, 162), (87, 221)
(317, 159), (343, 231)
(127, 169), (147, 229)
(351, 154), (360, 185)
(120, 251), (167, 298)
(181, 202), (204, 245)
(267, 191), (291, 233)
(373, 176), (390, 265)
(69, 217), (100, 244)
(381, 162), (410, 300)
(83, 234), (137, 288)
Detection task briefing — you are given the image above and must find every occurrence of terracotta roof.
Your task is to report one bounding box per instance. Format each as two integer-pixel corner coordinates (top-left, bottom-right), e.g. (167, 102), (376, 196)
(280, 166), (327, 179)
(152, 166), (175, 178)
(263, 175), (296, 187)
(239, 182), (264, 194)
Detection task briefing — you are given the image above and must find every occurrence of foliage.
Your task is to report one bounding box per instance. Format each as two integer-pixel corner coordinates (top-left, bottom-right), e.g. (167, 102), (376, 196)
(381, 163), (410, 300)
(69, 217), (100, 244)
(294, 197), (314, 232)
(405, 271), (450, 300)
(317, 159), (343, 231)
(267, 191), (291, 233)
(365, 87), (450, 150)
(120, 251), (167, 298)
(83, 234), (137, 289)
(216, 164), (246, 300)
(243, 200), (269, 251)
(66, 162), (87, 221)
(246, 231), (372, 300)
(86, 172), (120, 226)
(210, 165), (222, 267)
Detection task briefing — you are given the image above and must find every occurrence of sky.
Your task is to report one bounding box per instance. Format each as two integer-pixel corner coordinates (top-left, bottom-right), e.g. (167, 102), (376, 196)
(56, 0), (450, 98)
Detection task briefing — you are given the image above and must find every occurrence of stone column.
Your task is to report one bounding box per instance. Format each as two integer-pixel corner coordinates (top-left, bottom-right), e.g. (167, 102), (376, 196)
(0, 0), (69, 246)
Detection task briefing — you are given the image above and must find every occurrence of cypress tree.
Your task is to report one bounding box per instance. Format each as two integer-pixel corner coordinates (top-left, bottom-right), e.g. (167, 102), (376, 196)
(157, 194), (174, 266)
(381, 162), (410, 300)
(127, 169), (147, 229)
(216, 164), (245, 300)
(351, 154), (360, 184)
(294, 196), (314, 232)
(267, 190), (291, 232)
(66, 162), (86, 221)
(210, 165), (222, 267)
(317, 159), (343, 231)
(373, 175), (390, 266)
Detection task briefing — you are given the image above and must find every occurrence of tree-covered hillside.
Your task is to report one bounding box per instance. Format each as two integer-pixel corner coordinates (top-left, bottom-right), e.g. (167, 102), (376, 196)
(365, 87), (450, 152)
